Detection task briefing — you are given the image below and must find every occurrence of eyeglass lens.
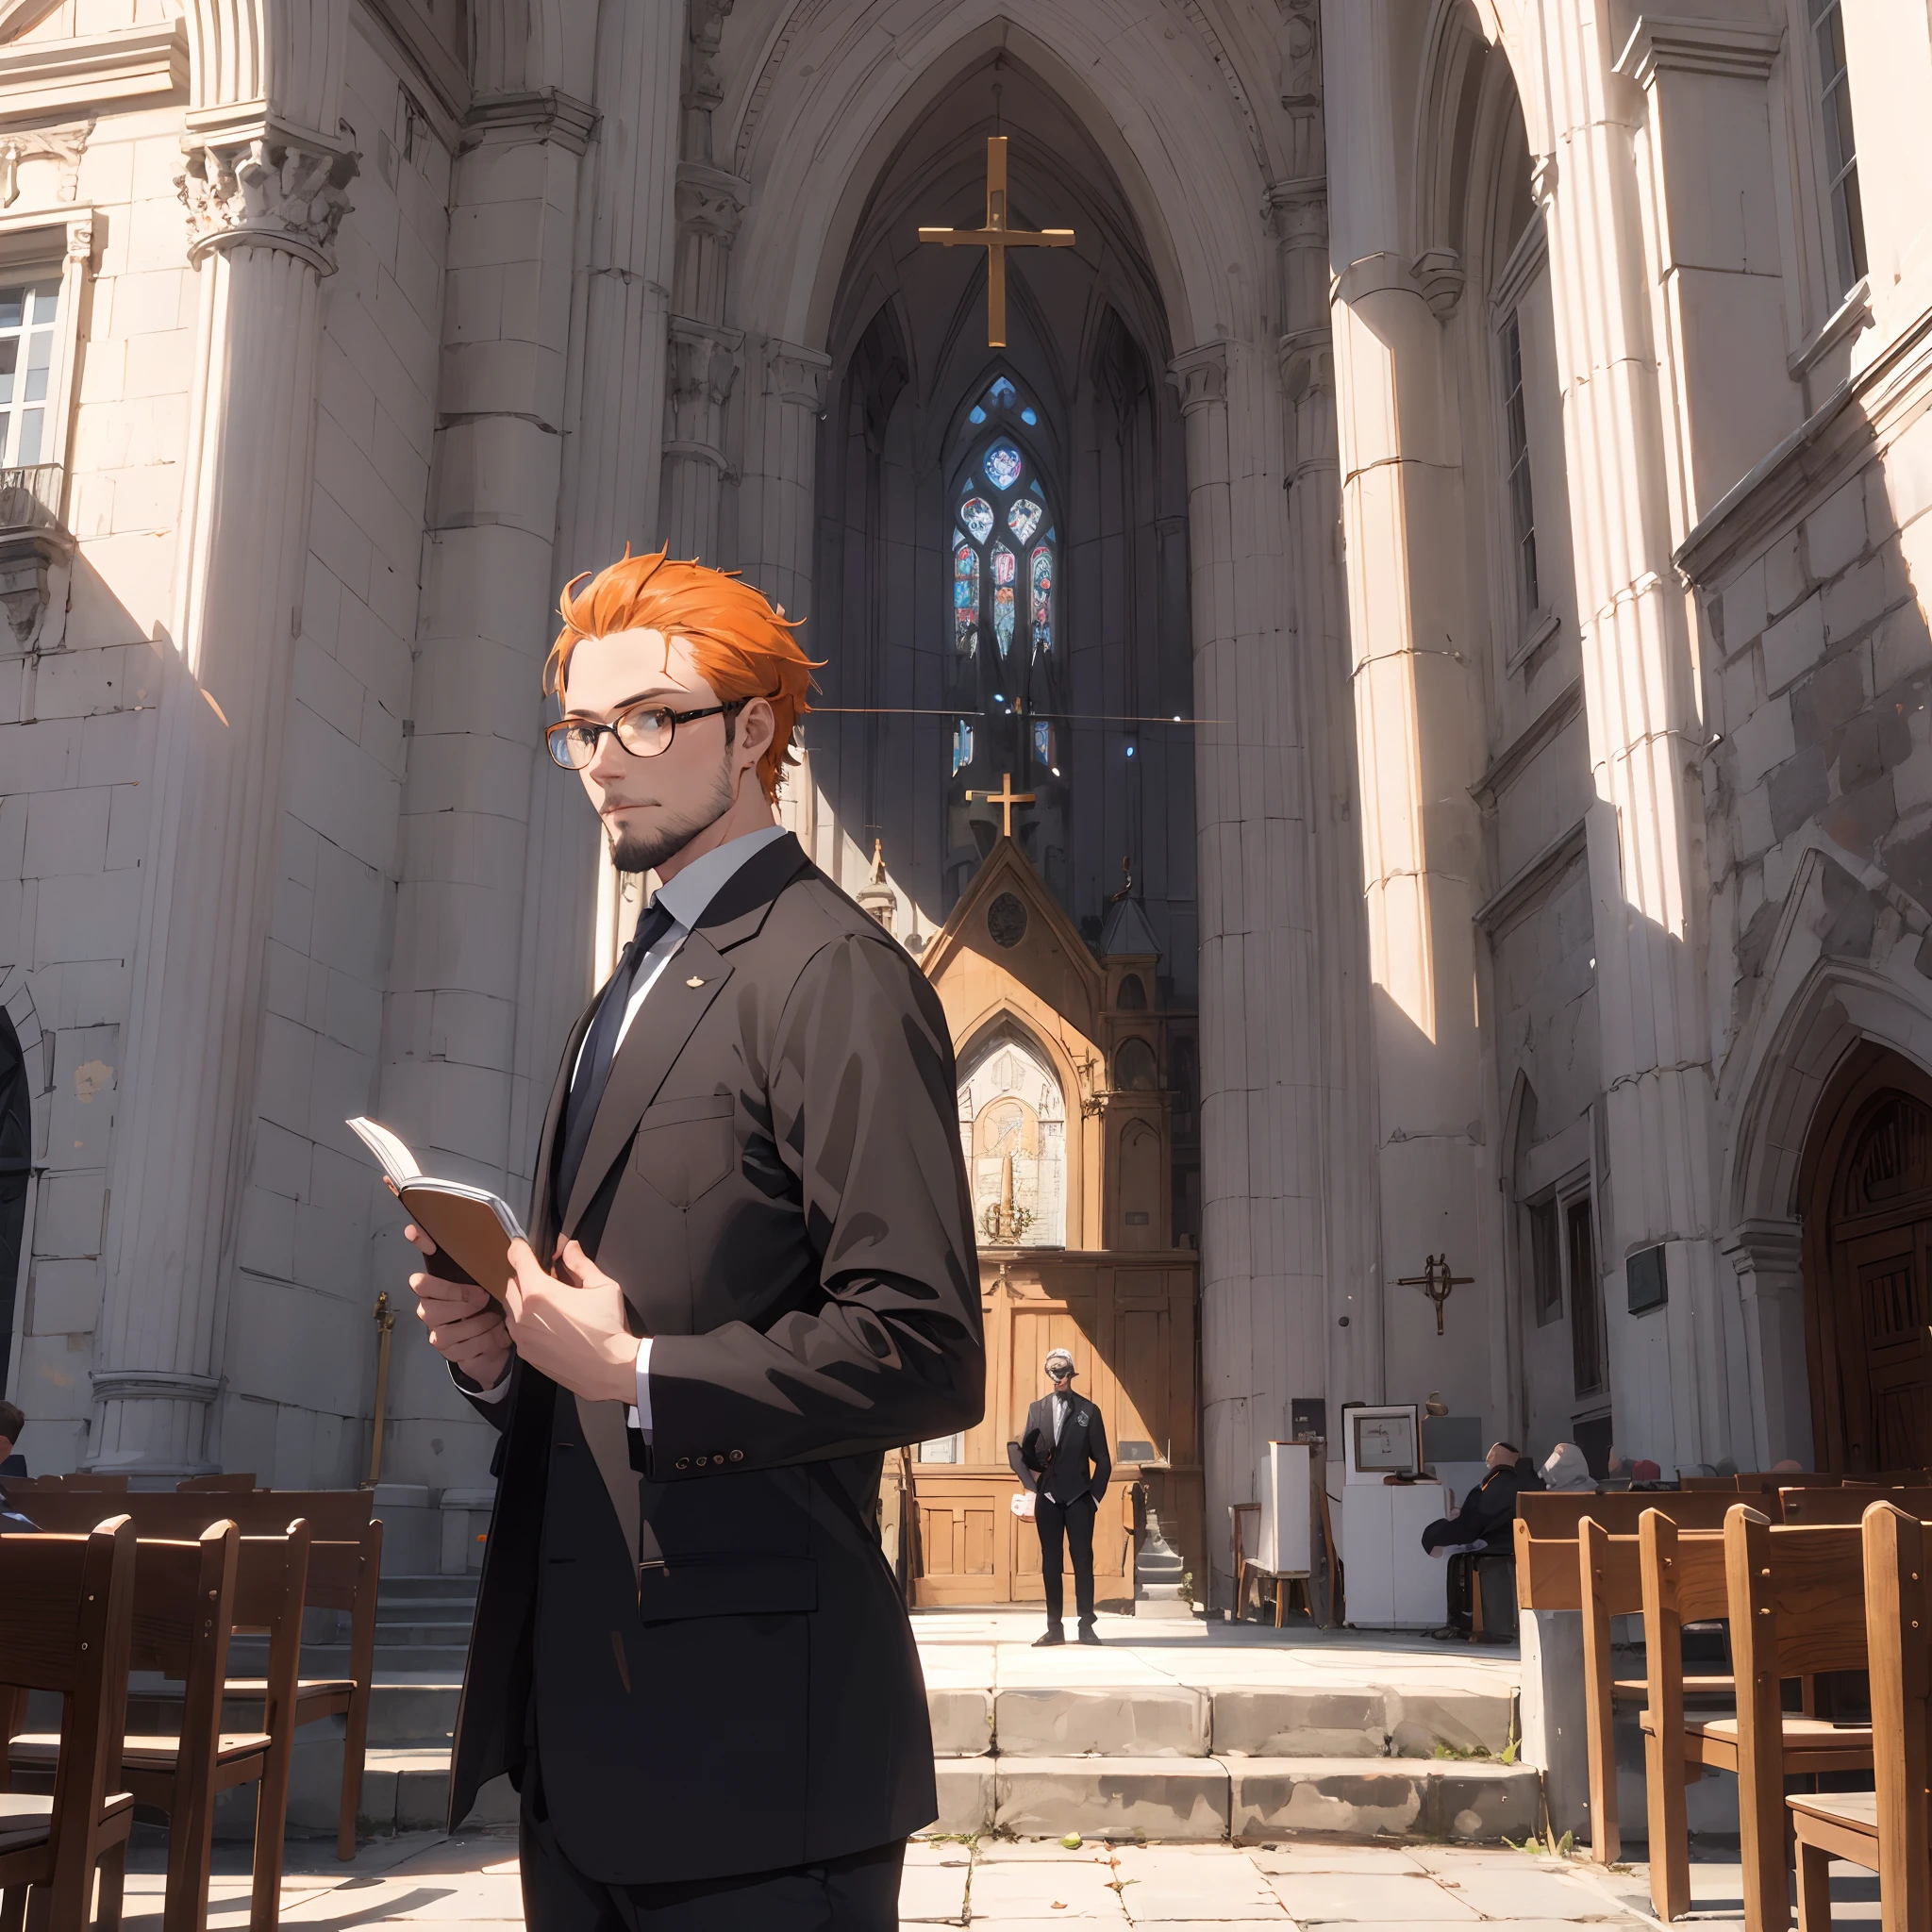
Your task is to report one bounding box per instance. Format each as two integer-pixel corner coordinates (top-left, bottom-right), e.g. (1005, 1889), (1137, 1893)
(550, 705), (675, 770)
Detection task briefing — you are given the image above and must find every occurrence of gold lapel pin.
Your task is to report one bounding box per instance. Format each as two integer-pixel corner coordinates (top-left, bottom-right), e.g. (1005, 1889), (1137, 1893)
(685, 975), (707, 988)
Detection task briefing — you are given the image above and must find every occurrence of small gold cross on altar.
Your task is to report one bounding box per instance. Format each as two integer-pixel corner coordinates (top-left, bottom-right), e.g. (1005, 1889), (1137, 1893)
(966, 771), (1036, 838)
(1396, 1254), (1474, 1337)
(918, 136), (1074, 348)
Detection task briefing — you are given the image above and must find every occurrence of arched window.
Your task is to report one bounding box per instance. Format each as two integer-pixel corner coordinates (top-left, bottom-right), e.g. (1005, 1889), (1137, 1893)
(946, 375), (1070, 905)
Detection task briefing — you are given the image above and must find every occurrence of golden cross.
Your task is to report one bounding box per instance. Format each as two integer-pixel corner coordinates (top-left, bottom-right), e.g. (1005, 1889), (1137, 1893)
(918, 136), (1074, 348)
(967, 771), (1036, 839)
(1395, 1254), (1474, 1338)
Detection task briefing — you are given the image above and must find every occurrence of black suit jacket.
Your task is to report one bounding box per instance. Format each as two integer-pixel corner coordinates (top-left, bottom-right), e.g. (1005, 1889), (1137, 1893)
(1013, 1392), (1111, 1507)
(448, 833), (984, 1881)
(1421, 1461), (1545, 1554)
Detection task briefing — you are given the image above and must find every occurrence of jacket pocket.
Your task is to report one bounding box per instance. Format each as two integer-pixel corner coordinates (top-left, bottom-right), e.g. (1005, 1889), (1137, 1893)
(635, 1555), (817, 1624)
(632, 1092), (736, 1207)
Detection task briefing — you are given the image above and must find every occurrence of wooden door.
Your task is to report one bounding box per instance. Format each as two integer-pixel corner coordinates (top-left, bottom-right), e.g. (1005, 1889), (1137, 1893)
(1803, 1057), (1932, 1474)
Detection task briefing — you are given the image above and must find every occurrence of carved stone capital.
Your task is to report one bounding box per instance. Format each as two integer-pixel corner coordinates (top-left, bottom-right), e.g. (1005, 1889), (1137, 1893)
(668, 318), (742, 408)
(0, 116), (92, 208)
(176, 131), (358, 274)
(1167, 342), (1228, 415)
(1277, 326), (1333, 404)
(1411, 245), (1465, 321)
(675, 161), (749, 244)
(1265, 179), (1328, 250)
(763, 338), (830, 410)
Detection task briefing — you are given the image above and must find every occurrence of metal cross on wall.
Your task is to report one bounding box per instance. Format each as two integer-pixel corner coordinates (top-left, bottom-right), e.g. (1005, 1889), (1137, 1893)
(917, 136), (1074, 348)
(967, 771), (1036, 839)
(1396, 1254), (1474, 1337)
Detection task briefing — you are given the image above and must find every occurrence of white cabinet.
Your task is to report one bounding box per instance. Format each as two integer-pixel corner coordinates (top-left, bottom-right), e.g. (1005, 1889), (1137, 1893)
(1334, 1480), (1447, 1628)
(1254, 1441), (1310, 1574)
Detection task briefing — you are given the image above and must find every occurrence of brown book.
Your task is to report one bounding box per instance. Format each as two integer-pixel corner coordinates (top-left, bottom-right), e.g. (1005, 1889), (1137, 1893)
(347, 1117), (524, 1305)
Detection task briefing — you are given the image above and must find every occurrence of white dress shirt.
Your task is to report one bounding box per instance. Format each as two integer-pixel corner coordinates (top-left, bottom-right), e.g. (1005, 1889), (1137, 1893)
(1053, 1391), (1070, 1443)
(468, 824), (790, 1431)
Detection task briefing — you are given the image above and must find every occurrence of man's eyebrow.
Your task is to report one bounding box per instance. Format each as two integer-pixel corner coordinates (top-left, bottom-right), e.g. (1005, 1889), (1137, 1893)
(561, 686), (687, 717)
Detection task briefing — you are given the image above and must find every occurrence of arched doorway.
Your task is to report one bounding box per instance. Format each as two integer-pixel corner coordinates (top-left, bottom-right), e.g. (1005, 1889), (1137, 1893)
(1800, 1043), (1932, 1472)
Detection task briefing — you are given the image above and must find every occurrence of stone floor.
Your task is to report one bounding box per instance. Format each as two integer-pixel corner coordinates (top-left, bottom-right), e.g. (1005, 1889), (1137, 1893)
(131, 1829), (1882, 1929)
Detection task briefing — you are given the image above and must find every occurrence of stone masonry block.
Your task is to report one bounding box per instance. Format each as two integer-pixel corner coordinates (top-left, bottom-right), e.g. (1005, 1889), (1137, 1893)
(1226, 1760), (1424, 1839)
(931, 1760), (991, 1835)
(1762, 593), (1825, 691)
(1386, 1688), (1518, 1757)
(1210, 1688), (1385, 1757)
(1808, 473), (1869, 581)
(1824, 554), (1891, 643)
(1731, 693), (1796, 784)
(994, 1758), (1229, 1841)
(993, 1686), (1209, 1758)
(1766, 529), (1807, 616)
(928, 1688), (992, 1757)
(24, 788), (108, 876)
(1768, 746), (1830, 842)
(1736, 780), (1775, 861)
(1822, 774), (1898, 856)
(1722, 556), (1769, 654)
(28, 1257), (102, 1335)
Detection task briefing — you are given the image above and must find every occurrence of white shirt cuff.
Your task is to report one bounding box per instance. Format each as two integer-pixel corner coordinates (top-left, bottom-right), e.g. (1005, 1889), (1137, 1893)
(463, 1360), (513, 1404)
(627, 1336), (653, 1436)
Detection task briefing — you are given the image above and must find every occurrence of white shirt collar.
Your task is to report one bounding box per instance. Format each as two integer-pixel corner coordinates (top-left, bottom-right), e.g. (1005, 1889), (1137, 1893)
(649, 824), (789, 932)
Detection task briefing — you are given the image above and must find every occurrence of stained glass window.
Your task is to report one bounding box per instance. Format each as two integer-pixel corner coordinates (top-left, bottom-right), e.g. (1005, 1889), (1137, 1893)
(1008, 498), (1041, 542)
(969, 405), (987, 424)
(954, 539), (979, 656)
(951, 720), (974, 775)
(992, 544), (1017, 657)
(1021, 407), (1038, 425)
(1030, 545), (1052, 652)
(988, 375), (1018, 408)
(960, 497), (994, 543)
(984, 441), (1023, 491)
(1033, 721), (1053, 768)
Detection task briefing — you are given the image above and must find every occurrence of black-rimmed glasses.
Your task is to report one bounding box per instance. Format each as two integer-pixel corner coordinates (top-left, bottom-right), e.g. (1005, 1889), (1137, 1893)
(545, 697), (746, 771)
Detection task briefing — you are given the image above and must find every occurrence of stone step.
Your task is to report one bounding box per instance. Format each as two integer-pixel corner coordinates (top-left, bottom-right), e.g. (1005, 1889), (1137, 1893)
(376, 1574), (481, 1603)
(933, 1756), (1541, 1843)
(366, 1620), (481, 1647)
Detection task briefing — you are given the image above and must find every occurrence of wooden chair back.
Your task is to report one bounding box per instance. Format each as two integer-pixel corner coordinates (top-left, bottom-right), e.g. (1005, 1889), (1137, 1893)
(1515, 1492), (1735, 1610)
(1727, 1507), (1872, 1932)
(1, 1473), (130, 1495)
(1863, 1502), (1932, 1932)
(1780, 1486), (1932, 1525)
(0, 1518), (139, 1926)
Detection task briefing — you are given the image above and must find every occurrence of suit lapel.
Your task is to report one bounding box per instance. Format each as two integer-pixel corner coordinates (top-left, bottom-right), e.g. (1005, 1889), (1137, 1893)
(560, 930), (735, 1237)
(533, 999), (597, 1255)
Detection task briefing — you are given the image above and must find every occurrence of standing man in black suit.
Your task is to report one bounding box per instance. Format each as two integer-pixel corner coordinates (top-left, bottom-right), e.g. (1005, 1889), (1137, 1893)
(404, 549), (985, 1930)
(1010, 1348), (1111, 1646)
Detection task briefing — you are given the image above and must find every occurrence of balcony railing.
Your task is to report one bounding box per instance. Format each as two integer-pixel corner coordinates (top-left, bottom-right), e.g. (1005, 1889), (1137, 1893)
(0, 463), (63, 532)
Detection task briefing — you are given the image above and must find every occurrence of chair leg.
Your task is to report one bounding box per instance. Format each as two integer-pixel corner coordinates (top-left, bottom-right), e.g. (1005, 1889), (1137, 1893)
(1793, 1837), (1831, 1932)
(0, 1885), (24, 1932)
(96, 1845), (126, 1932)
(250, 1761), (291, 1932)
(1645, 1728), (1692, 1923)
(337, 1697), (368, 1862)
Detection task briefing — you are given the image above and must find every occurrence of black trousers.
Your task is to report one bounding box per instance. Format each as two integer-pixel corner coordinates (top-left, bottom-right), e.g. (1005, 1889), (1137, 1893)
(520, 1755), (905, 1931)
(1035, 1491), (1097, 1628)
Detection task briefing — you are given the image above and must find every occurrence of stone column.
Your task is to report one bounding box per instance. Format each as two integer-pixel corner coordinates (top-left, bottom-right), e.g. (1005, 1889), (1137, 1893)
(662, 312), (741, 560)
(1722, 1219), (1813, 1469)
(91, 125), (357, 1473)
(1324, 0), (1489, 1416)
(1540, 8), (1729, 1470)
(740, 338), (829, 621)
(1175, 339), (1324, 1601)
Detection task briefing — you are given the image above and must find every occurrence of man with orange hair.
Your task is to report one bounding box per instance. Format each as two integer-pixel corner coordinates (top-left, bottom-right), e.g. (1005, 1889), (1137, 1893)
(406, 550), (984, 1928)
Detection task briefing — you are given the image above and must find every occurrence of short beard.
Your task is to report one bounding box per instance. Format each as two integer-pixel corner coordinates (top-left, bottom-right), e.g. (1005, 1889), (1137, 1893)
(607, 749), (738, 875)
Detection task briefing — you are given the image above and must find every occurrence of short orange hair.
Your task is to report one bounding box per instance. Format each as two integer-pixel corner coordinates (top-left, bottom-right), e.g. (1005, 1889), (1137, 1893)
(546, 548), (818, 804)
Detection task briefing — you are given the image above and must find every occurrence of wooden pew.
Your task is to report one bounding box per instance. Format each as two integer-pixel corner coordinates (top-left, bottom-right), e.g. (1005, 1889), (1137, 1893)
(12, 1522), (307, 1932)
(21, 1491), (382, 1861)
(1786, 1501), (1930, 1932)
(1777, 1486), (1932, 1526)
(1641, 1507), (1874, 1924)
(0, 1517), (139, 1932)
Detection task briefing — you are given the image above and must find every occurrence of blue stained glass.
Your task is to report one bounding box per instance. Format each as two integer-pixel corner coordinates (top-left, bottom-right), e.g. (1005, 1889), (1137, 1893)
(992, 544), (1016, 657)
(951, 720), (974, 776)
(1033, 721), (1052, 766)
(1021, 407), (1038, 425)
(1030, 544), (1052, 652)
(969, 405), (987, 424)
(988, 376), (1018, 408)
(954, 541), (979, 656)
(1008, 498), (1041, 542)
(984, 441), (1024, 491)
(960, 497), (994, 542)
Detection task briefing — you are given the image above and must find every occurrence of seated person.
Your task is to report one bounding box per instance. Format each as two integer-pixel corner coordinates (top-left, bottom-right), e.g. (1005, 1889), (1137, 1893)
(1422, 1441), (1541, 1638)
(1539, 1441), (1595, 1492)
(0, 1401), (34, 1532)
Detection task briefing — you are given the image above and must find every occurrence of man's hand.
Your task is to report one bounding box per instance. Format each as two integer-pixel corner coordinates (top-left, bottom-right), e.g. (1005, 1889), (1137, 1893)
(407, 1225), (512, 1391)
(503, 1238), (640, 1406)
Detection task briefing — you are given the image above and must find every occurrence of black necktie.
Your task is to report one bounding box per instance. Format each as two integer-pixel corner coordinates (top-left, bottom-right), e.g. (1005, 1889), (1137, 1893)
(556, 900), (675, 1212)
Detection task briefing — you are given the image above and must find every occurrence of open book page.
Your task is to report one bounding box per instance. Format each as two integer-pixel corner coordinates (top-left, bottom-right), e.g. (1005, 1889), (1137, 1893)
(347, 1117), (422, 1188)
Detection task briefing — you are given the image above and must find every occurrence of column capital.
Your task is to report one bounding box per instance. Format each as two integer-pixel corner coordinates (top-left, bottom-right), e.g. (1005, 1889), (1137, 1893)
(668, 316), (742, 408)
(0, 116), (93, 208)
(1167, 342), (1228, 415)
(675, 160), (749, 243)
(762, 338), (830, 409)
(1410, 246), (1465, 321)
(1613, 14), (1783, 87)
(176, 125), (358, 273)
(1721, 1216), (1804, 1279)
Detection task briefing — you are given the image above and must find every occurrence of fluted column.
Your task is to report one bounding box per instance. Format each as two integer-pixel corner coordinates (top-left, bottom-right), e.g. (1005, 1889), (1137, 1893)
(91, 127), (356, 1472)
(1541, 8), (1727, 1469)
(740, 339), (828, 623)
(662, 311), (741, 559)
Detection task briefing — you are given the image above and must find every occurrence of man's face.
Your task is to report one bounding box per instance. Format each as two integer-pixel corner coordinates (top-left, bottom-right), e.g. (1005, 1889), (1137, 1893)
(560, 628), (761, 874)
(1485, 1442), (1515, 1470)
(1049, 1364), (1074, 1393)
(0, 1433), (12, 1463)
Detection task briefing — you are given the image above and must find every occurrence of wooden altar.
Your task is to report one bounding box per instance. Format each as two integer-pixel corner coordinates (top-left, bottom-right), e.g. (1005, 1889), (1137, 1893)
(898, 833), (1203, 1607)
